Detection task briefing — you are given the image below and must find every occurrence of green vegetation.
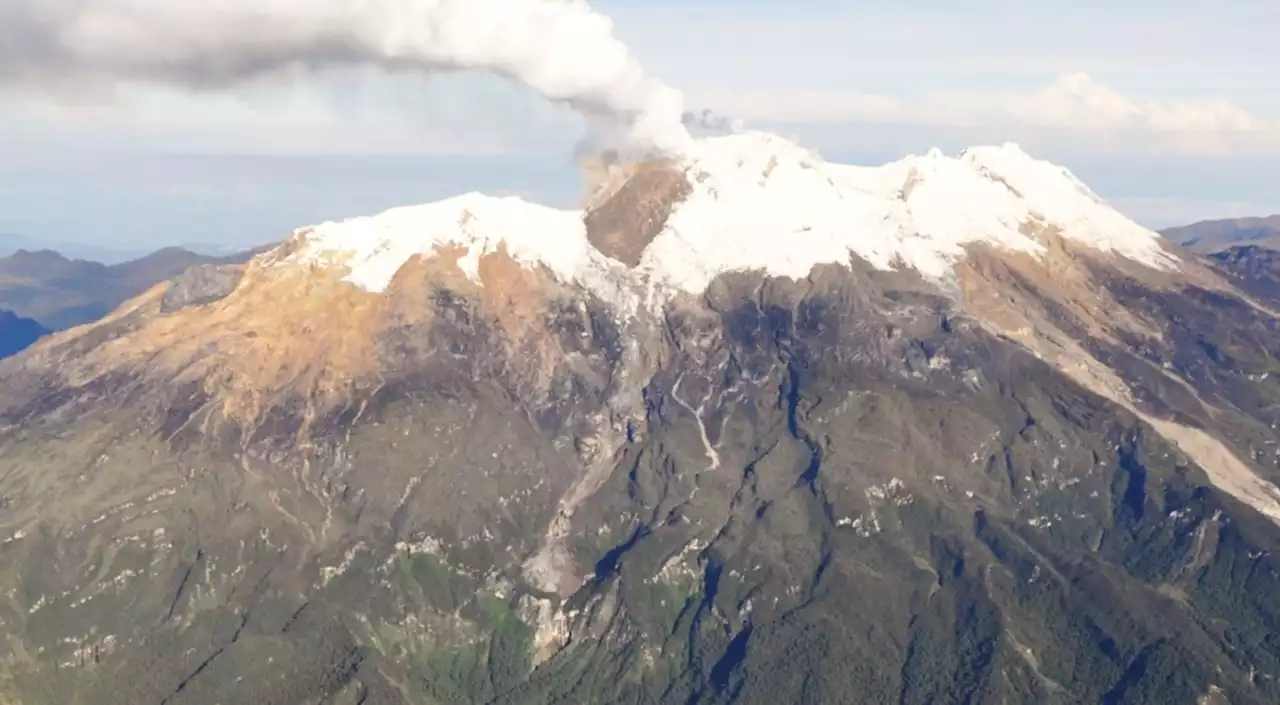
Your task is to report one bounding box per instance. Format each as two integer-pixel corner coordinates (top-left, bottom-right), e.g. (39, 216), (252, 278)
(413, 642), (491, 704)
(401, 553), (475, 613)
(487, 604), (535, 695)
(406, 596), (534, 704)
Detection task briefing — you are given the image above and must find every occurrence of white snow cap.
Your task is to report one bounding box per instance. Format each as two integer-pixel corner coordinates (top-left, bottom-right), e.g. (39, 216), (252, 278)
(639, 133), (1176, 293)
(290, 132), (1177, 305)
(294, 193), (634, 305)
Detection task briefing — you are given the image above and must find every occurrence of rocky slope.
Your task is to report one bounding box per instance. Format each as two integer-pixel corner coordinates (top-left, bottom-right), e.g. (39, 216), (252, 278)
(0, 133), (1279, 704)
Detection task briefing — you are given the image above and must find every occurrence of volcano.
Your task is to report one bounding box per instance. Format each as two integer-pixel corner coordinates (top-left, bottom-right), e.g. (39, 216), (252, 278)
(1, 134), (1279, 705)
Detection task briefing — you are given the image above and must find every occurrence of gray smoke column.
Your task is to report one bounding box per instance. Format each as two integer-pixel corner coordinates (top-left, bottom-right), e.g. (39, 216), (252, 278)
(0, 0), (694, 154)
(683, 108), (745, 135)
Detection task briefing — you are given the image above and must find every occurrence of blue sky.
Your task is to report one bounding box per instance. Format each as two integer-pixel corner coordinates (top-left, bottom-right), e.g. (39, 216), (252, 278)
(1, 0), (1277, 253)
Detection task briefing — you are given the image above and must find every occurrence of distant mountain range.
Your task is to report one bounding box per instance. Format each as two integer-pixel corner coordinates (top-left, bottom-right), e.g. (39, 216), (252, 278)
(0, 232), (262, 264)
(1161, 215), (1280, 253)
(0, 245), (259, 330)
(0, 232), (153, 264)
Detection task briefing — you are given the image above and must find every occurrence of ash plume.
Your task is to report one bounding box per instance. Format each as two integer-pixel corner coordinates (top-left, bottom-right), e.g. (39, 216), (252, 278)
(683, 108), (745, 135)
(0, 0), (694, 154)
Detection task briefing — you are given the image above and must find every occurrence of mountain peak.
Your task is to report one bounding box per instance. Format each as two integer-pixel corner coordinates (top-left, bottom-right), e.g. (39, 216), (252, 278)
(634, 131), (1178, 292)
(270, 131), (1178, 308)
(6, 248), (74, 266)
(287, 192), (637, 309)
(958, 144), (1177, 267)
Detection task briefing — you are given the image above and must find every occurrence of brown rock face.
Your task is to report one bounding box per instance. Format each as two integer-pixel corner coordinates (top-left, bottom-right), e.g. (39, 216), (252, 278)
(0, 242), (631, 453)
(583, 160), (691, 267)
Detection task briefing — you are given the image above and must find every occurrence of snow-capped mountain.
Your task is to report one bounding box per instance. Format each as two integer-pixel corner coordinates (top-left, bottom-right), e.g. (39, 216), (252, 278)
(286, 132), (1177, 306)
(2, 133), (1280, 704)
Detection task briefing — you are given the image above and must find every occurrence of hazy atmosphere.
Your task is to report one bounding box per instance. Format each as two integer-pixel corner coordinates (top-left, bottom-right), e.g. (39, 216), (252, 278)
(3, 0), (1278, 255)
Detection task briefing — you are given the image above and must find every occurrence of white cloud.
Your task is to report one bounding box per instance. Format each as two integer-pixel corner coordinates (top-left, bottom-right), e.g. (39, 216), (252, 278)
(690, 73), (1277, 153)
(995, 73), (1260, 133)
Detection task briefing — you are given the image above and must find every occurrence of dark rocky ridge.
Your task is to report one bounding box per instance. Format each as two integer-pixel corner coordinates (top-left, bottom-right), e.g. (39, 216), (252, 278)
(1210, 245), (1280, 303)
(0, 309), (48, 359)
(0, 242), (1278, 704)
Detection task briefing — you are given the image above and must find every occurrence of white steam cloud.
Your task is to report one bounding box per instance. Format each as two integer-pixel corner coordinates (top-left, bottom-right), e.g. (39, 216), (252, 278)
(0, 0), (695, 154)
